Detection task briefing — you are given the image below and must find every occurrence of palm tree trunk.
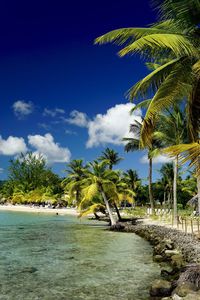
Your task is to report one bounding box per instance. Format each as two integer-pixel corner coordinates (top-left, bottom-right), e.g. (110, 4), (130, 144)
(173, 155), (178, 225)
(148, 157), (154, 214)
(113, 202), (122, 221)
(197, 174), (200, 215)
(101, 189), (116, 226)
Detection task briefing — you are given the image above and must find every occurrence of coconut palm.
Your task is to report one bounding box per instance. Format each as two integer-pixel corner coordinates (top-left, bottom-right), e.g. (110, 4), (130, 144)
(62, 159), (88, 206)
(98, 148), (123, 170)
(159, 163), (174, 207)
(124, 121), (161, 212)
(98, 148), (123, 218)
(79, 161), (118, 226)
(95, 1), (200, 205)
(123, 169), (141, 206)
(153, 106), (188, 223)
(164, 141), (200, 213)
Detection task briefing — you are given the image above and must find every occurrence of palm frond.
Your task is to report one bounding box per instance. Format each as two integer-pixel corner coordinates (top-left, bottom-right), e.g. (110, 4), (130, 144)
(118, 34), (198, 58)
(128, 58), (181, 99)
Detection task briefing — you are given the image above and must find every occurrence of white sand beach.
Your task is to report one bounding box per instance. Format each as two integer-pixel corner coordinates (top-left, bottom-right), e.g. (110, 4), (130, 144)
(0, 204), (79, 216)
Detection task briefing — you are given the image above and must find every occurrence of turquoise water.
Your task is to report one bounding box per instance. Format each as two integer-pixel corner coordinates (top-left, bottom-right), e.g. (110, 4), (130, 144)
(0, 211), (161, 300)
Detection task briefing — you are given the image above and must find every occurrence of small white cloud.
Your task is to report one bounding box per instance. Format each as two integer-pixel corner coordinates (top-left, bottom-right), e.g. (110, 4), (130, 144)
(86, 103), (142, 148)
(66, 110), (89, 127)
(43, 108), (65, 117)
(0, 168), (3, 173)
(13, 100), (34, 119)
(38, 123), (51, 130)
(0, 135), (27, 155)
(140, 154), (173, 164)
(65, 129), (77, 135)
(28, 133), (71, 163)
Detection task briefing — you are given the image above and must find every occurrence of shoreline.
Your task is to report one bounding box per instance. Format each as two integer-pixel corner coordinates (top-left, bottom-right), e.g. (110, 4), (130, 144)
(0, 204), (79, 216)
(114, 221), (200, 299)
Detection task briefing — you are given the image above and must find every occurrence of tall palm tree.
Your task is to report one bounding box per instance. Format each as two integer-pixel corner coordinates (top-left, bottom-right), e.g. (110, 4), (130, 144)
(154, 106), (188, 223)
(95, 1), (200, 205)
(159, 163), (174, 208)
(124, 121), (161, 212)
(165, 141), (200, 213)
(62, 159), (88, 206)
(80, 161), (118, 226)
(98, 148), (123, 170)
(123, 169), (140, 206)
(98, 148), (123, 219)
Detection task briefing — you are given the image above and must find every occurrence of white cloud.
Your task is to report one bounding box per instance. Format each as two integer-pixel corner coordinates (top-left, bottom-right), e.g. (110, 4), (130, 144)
(66, 110), (89, 127)
(0, 135), (27, 155)
(28, 133), (71, 163)
(0, 168), (3, 173)
(86, 103), (142, 148)
(140, 154), (173, 164)
(13, 100), (34, 119)
(43, 108), (65, 117)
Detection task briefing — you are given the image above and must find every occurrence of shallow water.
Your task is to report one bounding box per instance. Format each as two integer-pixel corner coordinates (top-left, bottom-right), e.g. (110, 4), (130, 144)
(0, 211), (161, 300)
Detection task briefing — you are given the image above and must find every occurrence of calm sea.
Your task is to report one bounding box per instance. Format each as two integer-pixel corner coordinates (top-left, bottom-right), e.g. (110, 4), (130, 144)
(0, 211), (161, 300)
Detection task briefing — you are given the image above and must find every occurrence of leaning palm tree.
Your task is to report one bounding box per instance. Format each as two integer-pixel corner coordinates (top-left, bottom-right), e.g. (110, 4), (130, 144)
(98, 148), (123, 218)
(80, 161), (119, 226)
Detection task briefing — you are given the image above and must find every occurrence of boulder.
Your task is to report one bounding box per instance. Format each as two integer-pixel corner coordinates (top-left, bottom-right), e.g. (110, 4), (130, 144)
(183, 292), (200, 299)
(150, 279), (172, 297)
(154, 255), (165, 263)
(177, 264), (200, 289)
(173, 282), (197, 297)
(165, 250), (180, 258)
(171, 254), (185, 269)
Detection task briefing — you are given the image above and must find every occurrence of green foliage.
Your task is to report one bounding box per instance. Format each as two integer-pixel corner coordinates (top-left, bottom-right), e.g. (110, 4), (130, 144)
(2, 152), (63, 205)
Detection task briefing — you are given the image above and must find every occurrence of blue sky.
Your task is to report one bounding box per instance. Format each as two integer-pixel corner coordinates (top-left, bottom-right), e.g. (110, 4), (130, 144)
(0, 0), (171, 182)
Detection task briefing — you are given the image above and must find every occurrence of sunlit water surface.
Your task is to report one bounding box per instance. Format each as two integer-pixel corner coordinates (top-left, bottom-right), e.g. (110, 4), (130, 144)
(0, 211), (161, 300)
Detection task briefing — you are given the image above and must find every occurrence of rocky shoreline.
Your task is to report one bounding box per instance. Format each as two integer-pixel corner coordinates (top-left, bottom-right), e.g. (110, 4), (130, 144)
(112, 221), (200, 299)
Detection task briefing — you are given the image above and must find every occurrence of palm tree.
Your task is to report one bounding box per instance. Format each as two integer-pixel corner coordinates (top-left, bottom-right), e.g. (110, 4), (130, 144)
(154, 106), (188, 223)
(80, 161), (118, 226)
(123, 169), (141, 206)
(98, 148), (123, 170)
(124, 121), (161, 213)
(159, 163), (174, 208)
(62, 159), (88, 206)
(95, 1), (200, 205)
(98, 148), (123, 219)
(165, 141), (200, 213)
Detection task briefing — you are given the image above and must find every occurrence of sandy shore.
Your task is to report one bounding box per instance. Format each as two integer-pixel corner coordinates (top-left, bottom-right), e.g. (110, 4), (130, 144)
(0, 204), (79, 216)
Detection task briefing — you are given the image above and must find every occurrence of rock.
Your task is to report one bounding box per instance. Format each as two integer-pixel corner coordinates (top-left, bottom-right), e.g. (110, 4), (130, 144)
(154, 255), (165, 263)
(172, 295), (183, 300)
(150, 279), (172, 297)
(171, 254), (185, 269)
(173, 282), (197, 297)
(177, 264), (200, 289)
(165, 250), (180, 258)
(183, 292), (200, 299)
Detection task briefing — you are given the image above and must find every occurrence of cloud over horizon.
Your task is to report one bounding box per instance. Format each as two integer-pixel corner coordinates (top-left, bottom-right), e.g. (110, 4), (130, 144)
(86, 103), (142, 148)
(0, 135), (27, 155)
(28, 133), (71, 163)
